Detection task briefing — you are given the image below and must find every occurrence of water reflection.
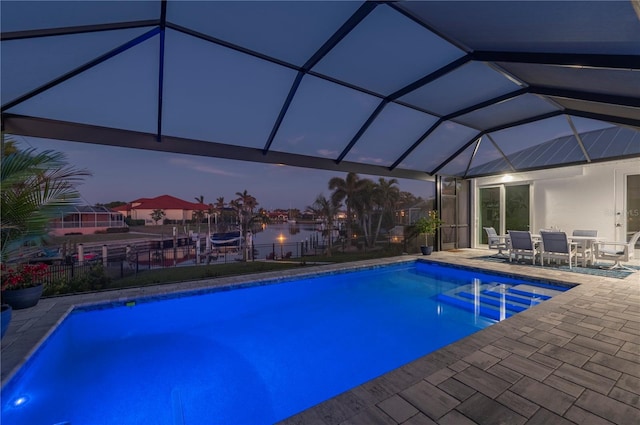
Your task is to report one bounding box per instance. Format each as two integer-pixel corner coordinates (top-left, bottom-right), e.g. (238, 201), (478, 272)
(251, 223), (323, 260)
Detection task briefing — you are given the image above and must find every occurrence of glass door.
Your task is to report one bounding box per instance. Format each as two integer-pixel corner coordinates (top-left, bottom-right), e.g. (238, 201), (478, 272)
(505, 185), (530, 232)
(479, 184), (530, 245)
(479, 187), (500, 244)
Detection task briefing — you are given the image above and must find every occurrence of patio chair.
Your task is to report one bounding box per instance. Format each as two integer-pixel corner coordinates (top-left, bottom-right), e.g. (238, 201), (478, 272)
(508, 230), (539, 265)
(572, 229), (598, 267)
(484, 227), (508, 257)
(540, 231), (577, 269)
(593, 230), (640, 270)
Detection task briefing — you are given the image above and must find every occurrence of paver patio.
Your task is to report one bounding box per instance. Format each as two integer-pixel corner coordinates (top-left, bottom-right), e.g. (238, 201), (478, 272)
(2, 249), (639, 424)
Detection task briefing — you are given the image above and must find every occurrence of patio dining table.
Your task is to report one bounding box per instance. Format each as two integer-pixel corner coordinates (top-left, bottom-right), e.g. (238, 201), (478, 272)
(531, 234), (603, 267)
(567, 235), (603, 267)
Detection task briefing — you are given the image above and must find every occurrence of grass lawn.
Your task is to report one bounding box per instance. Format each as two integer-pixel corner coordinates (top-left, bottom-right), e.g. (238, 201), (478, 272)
(111, 249), (407, 288)
(111, 261), (310, 288)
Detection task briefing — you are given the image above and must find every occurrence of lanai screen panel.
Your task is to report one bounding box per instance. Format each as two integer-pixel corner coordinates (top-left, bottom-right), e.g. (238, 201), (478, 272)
(1, 0), (638, 180)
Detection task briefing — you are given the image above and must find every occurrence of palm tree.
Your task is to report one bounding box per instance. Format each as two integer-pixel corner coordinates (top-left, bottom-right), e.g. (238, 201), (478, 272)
(206, 203), (216, 234)
(1, 138), (90, 260)
(234, 190), (264, 260)
(309, 194), (340, 256)
(329, 172), (367, 246)
(150, 209), (165, 226)
(371, 178), (400, 245)
(192, 195), (206, 233)
(215, 196), (226, 230)
(352, 178), (376, 246)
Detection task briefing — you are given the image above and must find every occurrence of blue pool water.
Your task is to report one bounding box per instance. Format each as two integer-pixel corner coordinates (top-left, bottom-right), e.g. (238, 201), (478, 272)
(1, 261), (571, 424)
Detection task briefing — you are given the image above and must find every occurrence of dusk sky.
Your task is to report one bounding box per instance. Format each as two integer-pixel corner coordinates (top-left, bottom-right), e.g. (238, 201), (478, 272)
(16, 136), (434, 211)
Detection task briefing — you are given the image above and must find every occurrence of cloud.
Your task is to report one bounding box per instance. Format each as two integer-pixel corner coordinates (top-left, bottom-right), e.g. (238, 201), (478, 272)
(317, 149), (338, 157)
(287, 135), (305, 145)
(356, 156), (386, 164)
(168, 157), (239, 177)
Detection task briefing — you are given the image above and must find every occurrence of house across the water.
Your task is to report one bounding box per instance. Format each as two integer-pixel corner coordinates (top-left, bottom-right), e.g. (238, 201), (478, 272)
(48, 206), (126, 236)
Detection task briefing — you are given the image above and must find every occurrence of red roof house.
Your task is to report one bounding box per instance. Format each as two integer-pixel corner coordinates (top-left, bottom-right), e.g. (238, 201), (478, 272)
(113, 195), (208, 225)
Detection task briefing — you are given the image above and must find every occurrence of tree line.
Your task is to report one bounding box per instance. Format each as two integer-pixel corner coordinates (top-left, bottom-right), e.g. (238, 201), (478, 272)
(135, 172), (425, 254)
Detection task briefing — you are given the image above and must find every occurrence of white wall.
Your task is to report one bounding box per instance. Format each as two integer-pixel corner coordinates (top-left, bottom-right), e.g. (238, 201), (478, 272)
(472, 158), (639, 246)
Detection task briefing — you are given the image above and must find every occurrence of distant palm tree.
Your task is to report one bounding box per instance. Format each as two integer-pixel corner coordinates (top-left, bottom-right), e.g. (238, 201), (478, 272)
(214, 197), (226, 229)
(329, 172), (367, 246)
(215, 197), (225, 210)
(193, 195), (205, 233)
(234, 190), (267, 261)
(309, 194), (340, 256)
(150, 209), (165, 226)
(234, 190), (251, 230)
(1, 138), (90, 260)
(206, 203), (216, 234)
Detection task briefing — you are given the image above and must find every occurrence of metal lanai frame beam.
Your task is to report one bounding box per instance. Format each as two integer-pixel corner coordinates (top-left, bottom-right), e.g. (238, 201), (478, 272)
(335, 55), (472, 163)
(2, 114), (434, 181)
(1, 28), (160, 112)
(262, 2), (379, 154)
(472, 51), (640, 69)
(156, 0), (167, 142)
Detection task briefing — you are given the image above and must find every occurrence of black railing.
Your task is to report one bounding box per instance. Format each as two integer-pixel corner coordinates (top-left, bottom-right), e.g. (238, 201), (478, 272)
(24, 234), (415, 296)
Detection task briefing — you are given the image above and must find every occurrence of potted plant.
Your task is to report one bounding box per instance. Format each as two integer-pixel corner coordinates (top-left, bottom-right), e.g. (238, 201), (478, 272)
(1, 263), (48, 309)
(413, 210), (444, 255)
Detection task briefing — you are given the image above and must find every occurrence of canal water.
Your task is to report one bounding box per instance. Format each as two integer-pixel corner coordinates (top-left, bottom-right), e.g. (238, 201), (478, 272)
(250, 222), (328, 259)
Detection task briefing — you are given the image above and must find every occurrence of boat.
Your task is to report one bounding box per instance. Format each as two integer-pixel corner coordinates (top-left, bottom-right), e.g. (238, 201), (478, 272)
(210, 231), (241, 246)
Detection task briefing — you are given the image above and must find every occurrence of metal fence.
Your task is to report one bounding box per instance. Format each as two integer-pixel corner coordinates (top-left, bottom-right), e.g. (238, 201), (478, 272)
(24, 234), (416, 295)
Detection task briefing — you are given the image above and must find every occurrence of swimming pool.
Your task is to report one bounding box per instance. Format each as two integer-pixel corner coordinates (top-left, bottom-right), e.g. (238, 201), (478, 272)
(1, 260), (571, 424)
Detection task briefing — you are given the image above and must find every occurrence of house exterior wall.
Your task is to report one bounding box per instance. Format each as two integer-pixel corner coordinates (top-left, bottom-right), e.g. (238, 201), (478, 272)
(48, 212), (126, 236)
(471, 158), (639, 247)
(132, 208), (192, 224)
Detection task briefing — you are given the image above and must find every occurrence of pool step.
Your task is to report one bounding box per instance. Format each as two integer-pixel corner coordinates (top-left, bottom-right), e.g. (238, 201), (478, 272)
(437, 283), (556, 321)
(456, 291), (528, 313)
(436, 293), (513, 321)
(481, 289), (545, 306)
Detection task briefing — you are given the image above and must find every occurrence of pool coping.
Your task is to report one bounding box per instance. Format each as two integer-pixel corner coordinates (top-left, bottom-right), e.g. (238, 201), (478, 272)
(2, 250), (639, 424)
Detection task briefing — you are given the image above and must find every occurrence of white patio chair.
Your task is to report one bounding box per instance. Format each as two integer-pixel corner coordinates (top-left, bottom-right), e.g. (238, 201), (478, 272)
(484, 227), (508, 257)
(508, 230), (539, 265)
(593, 230), (640, 270)
(540, 231), (578, 269)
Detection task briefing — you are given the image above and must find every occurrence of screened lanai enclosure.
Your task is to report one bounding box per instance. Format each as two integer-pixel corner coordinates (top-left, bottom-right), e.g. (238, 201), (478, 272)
(1, 1), (639, 249)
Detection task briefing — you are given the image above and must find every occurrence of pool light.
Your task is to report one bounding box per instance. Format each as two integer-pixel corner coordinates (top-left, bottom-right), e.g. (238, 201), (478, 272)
(12, 395), (29, 407)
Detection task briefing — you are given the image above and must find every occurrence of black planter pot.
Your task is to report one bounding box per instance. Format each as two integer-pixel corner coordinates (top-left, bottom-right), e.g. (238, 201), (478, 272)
(1, 304), (11, 339)
(1, 284), (44, 310)
(420, 246), (433, 255)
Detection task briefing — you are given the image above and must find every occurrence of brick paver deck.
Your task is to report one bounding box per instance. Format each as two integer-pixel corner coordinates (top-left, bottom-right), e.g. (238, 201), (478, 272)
(2, 249), (639, 424)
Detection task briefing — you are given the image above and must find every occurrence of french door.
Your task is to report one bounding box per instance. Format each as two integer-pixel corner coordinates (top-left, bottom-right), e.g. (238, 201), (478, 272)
(479, 184), (530, 244)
